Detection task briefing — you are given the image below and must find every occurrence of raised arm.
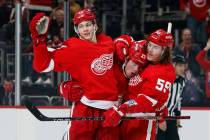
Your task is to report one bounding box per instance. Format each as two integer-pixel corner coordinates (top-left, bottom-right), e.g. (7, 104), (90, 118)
(196, 39), (210, 71)
(29, 13), (73, 73)
(29, 13), (58, 72)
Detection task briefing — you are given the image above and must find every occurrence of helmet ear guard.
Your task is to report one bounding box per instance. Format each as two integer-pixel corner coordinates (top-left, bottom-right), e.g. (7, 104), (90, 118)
(94, 25), (98, 32)
(74, 26), (78, 33)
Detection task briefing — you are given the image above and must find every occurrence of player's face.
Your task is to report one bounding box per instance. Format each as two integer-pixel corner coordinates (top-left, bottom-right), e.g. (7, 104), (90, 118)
(147, 41), (164, 63)
(125, 60), (139, 79)
(175, 63), (186, 77)
(77, 21), (96, 42)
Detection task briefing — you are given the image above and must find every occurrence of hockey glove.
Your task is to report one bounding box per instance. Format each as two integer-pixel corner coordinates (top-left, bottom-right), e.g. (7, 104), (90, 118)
(103, 105), (125, 127)
(29, 13), (50, 45)
(103, 95), (157, 127)
(58, 80), (83, 102)
(103, 99), (144, 127)
(157, 107), (168, 131)
(114, 35), (133, 61)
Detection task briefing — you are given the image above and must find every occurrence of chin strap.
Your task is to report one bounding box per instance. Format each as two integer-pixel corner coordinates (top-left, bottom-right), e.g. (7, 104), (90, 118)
(122, 60), (130, 80)
(92, 28), (97, 42)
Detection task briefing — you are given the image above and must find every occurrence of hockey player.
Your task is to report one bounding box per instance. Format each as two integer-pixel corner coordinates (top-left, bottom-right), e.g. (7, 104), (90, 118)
(29, 8), (147, 140)
(29, 8), (119, 140)
(103, 29), (176, 140)
(58, 40), (148, 103)
(156, 54), (186, 140)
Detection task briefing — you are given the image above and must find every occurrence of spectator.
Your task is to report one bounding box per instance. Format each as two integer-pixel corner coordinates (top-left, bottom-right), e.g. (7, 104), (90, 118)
(84, 0), (95, 9)
(156, 54), (186, 140)
(173, 28), (201, 78)
(181, 67), (204, 105)
(49, 7), (64, 42)
(179, 0), (210, 45)
(0, 0), (29, 44)
(0, 78), (15, 106)
(53, 0), (81, 37)
(0, 0), (13, 28)
(53, 0), (81, 16)
(173, 28), (204, 104)
(70, 0), (81, 15)
(196, 38), (210, 98)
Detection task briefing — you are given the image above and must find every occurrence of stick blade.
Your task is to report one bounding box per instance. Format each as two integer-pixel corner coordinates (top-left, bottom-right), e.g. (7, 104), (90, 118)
(24, 100), (49, 121)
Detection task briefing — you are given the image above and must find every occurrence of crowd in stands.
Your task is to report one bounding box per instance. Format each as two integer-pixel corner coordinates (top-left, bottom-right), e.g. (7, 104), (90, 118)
(0, 0), (209, 106)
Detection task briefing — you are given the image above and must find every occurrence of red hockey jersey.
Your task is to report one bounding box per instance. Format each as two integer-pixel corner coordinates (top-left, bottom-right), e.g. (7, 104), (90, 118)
(127, 64), (176, 112)
(33, 33), (119, 109)
(179, 0), (210, 21)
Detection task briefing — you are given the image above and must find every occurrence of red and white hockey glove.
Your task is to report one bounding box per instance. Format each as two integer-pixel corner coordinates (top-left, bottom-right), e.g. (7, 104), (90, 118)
(114, 34), (133, 62)
(103, 97), (150, 127)
(103, 105), (125, 127)
(29, 12), (50, 46)
(103, 95), (157, 127)
(58, 80), (83, 102)
(103, 98), (145, 127)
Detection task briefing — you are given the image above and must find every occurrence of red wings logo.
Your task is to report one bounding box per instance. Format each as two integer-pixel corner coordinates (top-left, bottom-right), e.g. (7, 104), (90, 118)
(91, 53), (113, 75)
(193, 0), (206, 7)
(129, 75), (143, 86)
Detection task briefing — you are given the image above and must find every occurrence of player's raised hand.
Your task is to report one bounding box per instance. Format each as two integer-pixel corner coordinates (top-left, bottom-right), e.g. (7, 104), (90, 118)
(29, 13), (50, 45)
(114, 34), (133, 62)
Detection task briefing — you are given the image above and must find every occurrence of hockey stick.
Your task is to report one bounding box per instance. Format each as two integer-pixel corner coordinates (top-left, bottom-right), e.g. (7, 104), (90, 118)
(25, 101), (190, 121)
(25, 101), (104, 121)
(167, 22), (172, 33)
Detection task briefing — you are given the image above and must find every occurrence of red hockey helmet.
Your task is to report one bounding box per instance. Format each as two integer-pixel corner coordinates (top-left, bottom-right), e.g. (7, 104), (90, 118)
(147, 29), (174, 47)
(129, 40), (148, 67)
(73, 8), (96, 25)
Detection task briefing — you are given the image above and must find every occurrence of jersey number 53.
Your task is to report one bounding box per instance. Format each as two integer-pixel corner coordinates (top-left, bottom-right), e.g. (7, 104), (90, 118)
(155, 78), (171, 93)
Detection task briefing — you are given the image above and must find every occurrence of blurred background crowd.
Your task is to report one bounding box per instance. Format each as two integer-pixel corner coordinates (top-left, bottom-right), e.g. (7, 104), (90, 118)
(0, 0), (209, 107)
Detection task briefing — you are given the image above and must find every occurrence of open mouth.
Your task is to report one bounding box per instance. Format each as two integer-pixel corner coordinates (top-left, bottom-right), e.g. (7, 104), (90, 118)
(131, 73), (136, 77)
(84, 33), (90, 37)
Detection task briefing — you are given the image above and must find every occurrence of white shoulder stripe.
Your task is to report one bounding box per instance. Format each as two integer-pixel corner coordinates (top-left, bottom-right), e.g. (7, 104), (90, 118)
(41, 59), (55, 73)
